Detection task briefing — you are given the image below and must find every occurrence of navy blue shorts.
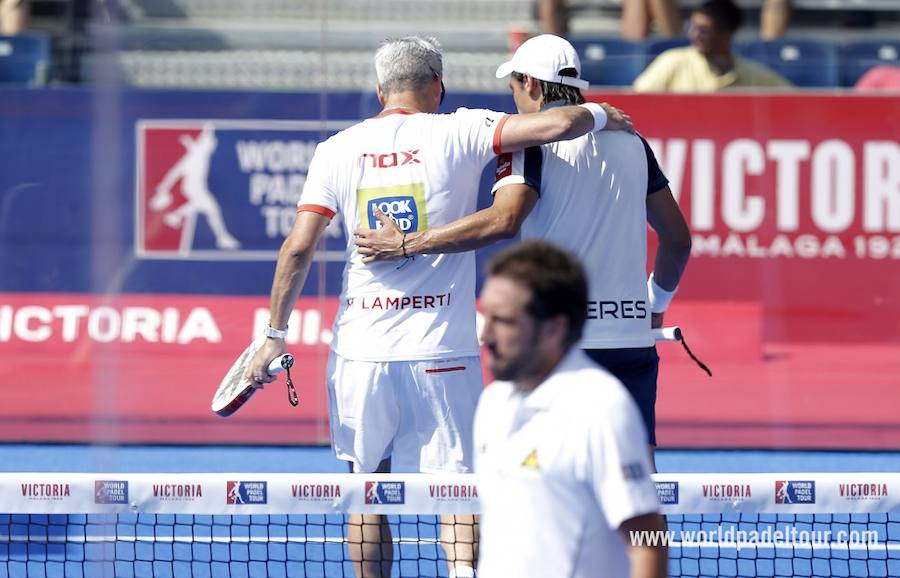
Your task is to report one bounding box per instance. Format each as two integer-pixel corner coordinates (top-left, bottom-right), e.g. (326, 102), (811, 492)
(584, 346), (659, 445)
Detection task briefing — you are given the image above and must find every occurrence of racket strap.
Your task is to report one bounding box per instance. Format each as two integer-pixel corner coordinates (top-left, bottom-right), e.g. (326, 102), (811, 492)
(285, 365), (299, 406)
(678, 333), (712, 377)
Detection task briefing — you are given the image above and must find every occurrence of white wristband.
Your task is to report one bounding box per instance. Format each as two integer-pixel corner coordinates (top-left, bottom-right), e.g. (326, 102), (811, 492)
(264, 325), (288, 339)
(647, 273), (677, 314)
(579, 103), (607, 132)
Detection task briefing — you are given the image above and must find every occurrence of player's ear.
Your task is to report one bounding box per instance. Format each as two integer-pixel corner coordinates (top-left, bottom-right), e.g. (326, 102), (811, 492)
(376, 84), (386, 106)
(540, 314), (568, 349)
(522, 74), (539, 99)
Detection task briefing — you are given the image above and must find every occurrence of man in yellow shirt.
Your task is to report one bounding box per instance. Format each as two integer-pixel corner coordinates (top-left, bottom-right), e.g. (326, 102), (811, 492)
(634, 0), (792, 92)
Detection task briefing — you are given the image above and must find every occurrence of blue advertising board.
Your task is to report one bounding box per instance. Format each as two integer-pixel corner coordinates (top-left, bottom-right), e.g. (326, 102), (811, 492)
(0, 88), (513, 297)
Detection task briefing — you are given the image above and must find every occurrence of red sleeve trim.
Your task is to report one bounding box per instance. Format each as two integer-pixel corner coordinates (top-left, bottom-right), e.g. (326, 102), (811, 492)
(492, 114), (511, 156)
(297, 204), (336, 218)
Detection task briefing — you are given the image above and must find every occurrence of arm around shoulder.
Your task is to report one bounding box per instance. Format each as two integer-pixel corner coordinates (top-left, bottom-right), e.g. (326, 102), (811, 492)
(497, 108), (593, 152)
(497, 104), (633, 153)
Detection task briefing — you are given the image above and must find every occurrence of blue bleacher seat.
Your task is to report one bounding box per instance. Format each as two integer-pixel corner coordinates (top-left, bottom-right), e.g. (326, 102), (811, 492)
(0, 33), (50, 86)
(735, 38), (838, 88)
(572, 38), (646, 86)
(838, 39), (900, 87)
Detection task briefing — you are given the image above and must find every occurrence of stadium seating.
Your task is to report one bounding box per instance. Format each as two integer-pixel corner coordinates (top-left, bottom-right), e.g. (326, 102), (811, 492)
(571, 38), (645, 86)
(735, 38), (839, 88)
(838, 39), (900, 87)
(567, 33), (900, 91)
(0, 33), (50, 86)
(39, 0), (897, 91)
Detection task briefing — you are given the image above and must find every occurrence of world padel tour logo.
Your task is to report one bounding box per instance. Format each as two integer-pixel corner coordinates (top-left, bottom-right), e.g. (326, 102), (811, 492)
(137, 123), (242, 258)
(356, 184), (428, 233)
(775, 480), (816, 504)
(226, 481), (268, 504)
(135, 119), (350, 261)
(364, 481), (405, 504)
(95, 481), (128, 504)
(655, 481), (679, 505)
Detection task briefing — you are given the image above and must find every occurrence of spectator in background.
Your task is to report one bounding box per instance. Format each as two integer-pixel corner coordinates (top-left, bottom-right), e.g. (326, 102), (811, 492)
(634, 0), (792, 92)
(622, 0), (789, 40)
(539, 0), (682, 40)
(540, 0), (788, 41)
(538, 0), (569, 36)
(623, 0), (682, 40)
(760, 0), (791, 40)
(855, 64), (900, 92)
(0, 0), (29, 35)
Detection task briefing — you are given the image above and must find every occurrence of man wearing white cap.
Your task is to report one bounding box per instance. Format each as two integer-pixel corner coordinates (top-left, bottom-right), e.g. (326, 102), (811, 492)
(356, 34), (693, 462)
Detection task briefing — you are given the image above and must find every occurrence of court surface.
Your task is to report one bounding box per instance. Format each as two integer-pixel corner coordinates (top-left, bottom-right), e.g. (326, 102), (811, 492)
(2, 444), (900, 473)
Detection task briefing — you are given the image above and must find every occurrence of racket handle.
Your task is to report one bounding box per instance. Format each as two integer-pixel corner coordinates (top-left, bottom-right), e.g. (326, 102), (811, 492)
(266, 354), (295, 375)
(652, 326), (682, 342)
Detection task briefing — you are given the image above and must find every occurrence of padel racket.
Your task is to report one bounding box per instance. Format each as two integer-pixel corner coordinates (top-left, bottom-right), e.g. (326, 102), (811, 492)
(212, 340), (298, 417)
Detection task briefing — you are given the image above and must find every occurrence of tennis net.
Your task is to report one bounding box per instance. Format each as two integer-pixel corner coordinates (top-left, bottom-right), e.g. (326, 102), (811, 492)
(2, 473), (898, 577)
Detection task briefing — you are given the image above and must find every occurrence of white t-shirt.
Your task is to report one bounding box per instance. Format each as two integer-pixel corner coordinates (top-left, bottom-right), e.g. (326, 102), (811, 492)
(300, 108), (507, 361)
(474, 349), (659, 578)
(492, 130), (669, 348)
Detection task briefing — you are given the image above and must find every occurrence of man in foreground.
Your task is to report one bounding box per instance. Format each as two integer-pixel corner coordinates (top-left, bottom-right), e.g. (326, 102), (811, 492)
(475, 240), (667, 578)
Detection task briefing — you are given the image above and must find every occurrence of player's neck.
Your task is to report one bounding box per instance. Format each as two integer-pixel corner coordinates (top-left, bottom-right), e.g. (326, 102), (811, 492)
(704, 47), (734, 73)
(380, 91), (436, 115)
(515, 350), (566, 394)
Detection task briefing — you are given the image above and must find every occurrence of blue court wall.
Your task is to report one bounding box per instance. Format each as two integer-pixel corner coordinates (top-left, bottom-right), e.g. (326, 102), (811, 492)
(0, 88), (514, 297)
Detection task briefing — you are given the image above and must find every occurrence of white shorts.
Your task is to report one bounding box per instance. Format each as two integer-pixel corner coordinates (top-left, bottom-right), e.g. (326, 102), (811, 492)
(327, 353), (483, 474)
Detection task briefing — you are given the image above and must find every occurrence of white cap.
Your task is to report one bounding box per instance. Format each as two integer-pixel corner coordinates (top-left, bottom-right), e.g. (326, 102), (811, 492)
(495, 34), (589, 89)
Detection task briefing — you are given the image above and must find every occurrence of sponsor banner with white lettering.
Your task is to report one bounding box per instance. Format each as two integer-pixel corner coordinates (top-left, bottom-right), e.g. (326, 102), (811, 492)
(653, 473), (900, 514)
(1, 473), (898, 515)
(604, 94), (899, 344)
(0, 473), (481, 515)
(0, 293), (338, 445)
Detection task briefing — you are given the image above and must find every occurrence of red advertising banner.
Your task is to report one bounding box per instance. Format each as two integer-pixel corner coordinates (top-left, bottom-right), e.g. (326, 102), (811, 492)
(0, 294), (336, 445)
(594, 94), (900, 449)
(603, 94), (900, 344)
